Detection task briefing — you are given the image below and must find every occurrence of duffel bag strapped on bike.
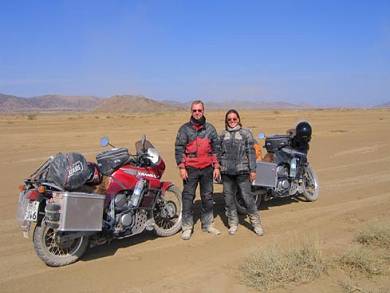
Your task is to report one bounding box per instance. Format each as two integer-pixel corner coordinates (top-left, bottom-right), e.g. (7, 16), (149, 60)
(96, 147), (130, 176)
(46, 152), (91, 191)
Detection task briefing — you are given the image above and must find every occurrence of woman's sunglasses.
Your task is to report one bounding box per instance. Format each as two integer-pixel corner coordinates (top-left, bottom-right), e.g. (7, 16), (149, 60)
(227, 118), (238, 122)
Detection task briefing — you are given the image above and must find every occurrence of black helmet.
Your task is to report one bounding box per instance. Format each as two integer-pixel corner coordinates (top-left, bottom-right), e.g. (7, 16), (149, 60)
(295, 121), (312, 142)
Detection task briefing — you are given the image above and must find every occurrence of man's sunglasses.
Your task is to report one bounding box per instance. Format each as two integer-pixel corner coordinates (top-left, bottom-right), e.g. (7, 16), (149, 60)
(192, 109), (203, 113)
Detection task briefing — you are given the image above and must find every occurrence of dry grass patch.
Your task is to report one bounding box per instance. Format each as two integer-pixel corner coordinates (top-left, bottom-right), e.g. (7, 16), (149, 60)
(338, 279), (389, 293)
(26, 113), (38, 120)
(338, 246), (385, 277)
(241, 241), (327, 291)
(355, 221), (390, 249)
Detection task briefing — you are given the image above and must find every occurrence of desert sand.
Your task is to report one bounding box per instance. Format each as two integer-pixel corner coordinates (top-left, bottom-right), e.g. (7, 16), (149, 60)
(0, 109), (389, 292)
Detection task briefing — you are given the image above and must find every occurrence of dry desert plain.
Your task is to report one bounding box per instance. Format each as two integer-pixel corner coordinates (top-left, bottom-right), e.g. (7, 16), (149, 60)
(0, 109), (390, 292)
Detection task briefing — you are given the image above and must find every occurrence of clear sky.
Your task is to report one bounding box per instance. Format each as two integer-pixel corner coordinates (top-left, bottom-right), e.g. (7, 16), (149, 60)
(0, 0), (389, 106)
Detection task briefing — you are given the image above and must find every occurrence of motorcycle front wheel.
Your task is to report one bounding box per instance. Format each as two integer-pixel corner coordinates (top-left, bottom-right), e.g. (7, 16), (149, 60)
(33, 220), (89, 267)
(153, 185), (182, 237)
(302, 164), (320, 201)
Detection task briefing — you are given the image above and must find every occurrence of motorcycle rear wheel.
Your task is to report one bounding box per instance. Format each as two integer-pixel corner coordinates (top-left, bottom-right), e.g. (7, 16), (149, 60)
(235, 189), (263, 215)
(153, 185), (182, 237)
(33, 220), (89, 267)
(302, 165), (320, 201)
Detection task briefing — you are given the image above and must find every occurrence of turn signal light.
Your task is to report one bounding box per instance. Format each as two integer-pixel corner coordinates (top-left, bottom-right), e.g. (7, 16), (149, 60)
(18, 185), (25, 192)
(38, 185), (46, 193)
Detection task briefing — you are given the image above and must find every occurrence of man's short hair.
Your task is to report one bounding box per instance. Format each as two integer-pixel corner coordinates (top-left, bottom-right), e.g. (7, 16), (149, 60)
(191, 100), (205, 110)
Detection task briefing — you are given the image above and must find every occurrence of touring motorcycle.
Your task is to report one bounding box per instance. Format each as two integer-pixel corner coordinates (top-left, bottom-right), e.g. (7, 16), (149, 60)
(16, 136), (182, 267)
(235, 121), (320, 214)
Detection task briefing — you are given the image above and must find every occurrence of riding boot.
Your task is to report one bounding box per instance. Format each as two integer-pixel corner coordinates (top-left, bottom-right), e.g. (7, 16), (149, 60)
(226, 208), (239, 231)
(249, 213), (264, 236)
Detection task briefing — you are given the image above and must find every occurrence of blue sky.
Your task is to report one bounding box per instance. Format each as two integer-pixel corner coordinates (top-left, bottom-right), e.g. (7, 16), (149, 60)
(0, 0), (389, 106)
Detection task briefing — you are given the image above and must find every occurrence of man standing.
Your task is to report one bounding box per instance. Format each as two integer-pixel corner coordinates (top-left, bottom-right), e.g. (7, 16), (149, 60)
(175, 100), (221, 240)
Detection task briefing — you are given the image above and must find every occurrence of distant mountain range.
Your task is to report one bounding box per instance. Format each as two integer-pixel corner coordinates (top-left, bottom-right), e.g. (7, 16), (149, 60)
(373, 102), (390, 108)
(0, 93), (184, 113)
(1, 93), (389, 112)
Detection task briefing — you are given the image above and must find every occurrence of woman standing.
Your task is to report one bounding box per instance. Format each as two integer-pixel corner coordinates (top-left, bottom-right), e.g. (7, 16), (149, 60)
(220, 109), (264, 236)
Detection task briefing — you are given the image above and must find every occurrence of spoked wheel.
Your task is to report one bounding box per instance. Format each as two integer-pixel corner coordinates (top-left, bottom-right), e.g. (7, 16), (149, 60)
(153, 185), (182, 237)
(33, 220), (89, 267)
(302, 164), (320, 201)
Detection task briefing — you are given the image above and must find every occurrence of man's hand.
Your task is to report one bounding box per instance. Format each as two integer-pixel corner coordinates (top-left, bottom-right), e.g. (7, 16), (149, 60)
(249, 172), (256, 183)
(179, 168), (188, 181)
(213, 168), (221, 182)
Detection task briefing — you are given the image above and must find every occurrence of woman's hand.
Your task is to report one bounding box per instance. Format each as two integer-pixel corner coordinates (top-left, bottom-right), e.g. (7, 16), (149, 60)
(249, 172), (256, 182)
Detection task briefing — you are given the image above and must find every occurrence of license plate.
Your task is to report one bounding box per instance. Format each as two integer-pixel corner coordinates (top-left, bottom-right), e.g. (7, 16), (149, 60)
(24, 201), (40, 222)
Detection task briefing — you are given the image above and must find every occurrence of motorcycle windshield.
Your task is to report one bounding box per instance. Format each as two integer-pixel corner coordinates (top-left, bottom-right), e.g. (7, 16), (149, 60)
(135, 139), (155, 154)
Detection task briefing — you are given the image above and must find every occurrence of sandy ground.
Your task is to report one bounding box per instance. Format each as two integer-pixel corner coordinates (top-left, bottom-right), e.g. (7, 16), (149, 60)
(0, 109), (389, 292)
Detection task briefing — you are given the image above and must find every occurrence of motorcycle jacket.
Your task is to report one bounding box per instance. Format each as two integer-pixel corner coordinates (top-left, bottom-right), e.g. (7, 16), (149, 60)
(175, 117), (220, 169)
(219, 126), (256, 175)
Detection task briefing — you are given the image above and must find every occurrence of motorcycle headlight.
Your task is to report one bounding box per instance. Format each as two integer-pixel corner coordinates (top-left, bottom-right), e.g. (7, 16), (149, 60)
(147, 148), (160, 165)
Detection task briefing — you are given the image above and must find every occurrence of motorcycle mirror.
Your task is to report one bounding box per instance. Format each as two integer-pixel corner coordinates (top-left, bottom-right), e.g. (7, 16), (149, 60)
(100, 136), (110, 147)
(258, 132), (266, 140)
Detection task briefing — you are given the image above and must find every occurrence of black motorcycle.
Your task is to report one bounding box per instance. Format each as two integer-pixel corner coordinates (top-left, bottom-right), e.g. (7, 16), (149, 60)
(235, 122), (320, 214)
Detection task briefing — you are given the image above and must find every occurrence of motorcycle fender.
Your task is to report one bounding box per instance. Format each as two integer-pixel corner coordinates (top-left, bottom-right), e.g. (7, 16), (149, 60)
(160, 181), (174, 193)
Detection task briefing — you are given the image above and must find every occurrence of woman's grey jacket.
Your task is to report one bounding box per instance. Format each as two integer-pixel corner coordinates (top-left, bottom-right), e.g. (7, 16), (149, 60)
(219, 126), (257, 175)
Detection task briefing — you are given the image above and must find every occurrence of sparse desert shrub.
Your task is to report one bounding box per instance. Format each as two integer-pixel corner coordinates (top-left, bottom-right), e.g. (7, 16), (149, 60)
(273, 110), (280, 115)
(338, 279), (388, 293)
(26, 114), (37, 120)
(339, 246), (385, 277)
(241, 241), (327, 291)
(330, 129), (348, 133)
(355, 222), (390, 249)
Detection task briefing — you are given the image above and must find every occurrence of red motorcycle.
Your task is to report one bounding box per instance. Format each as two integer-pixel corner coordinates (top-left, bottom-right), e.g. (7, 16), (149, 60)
(16, 135), (182, 267)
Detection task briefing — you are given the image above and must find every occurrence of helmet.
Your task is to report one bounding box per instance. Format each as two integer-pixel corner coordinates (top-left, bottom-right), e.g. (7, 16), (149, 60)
(295, 121), (312, 142)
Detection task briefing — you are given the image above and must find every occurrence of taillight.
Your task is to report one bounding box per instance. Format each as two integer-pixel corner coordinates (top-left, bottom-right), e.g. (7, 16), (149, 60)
(26, 190), (40, 201)
(38, 185), (46, 193)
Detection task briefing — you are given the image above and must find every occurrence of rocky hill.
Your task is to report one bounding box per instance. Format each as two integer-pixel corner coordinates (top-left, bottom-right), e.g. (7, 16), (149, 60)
(0, 92), (305, 113)
(373, 102), (390, 108)
(163, 99), (303, 110)
(94, 95), (184, 112)
(0, 93), (100, 112)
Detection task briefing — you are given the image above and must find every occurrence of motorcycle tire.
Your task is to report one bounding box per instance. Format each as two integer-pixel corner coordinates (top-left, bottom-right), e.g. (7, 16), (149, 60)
(153, 185), (182, 237)
(302, 164), (320, 201)
(33, 220), (89, 267)
(234, 190), (262, 215)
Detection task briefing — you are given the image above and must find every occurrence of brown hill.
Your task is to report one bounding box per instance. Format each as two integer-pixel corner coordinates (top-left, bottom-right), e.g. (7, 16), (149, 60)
(373, 101), (390, 108)
(0, 93), (100, 112)
(94, 95), (184, 112)
(31, 95), (100, 110)
(0, 93), (34, 112)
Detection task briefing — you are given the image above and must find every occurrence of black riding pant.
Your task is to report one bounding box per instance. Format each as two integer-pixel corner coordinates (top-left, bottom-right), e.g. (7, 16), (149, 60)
(181, 166), (214, 231)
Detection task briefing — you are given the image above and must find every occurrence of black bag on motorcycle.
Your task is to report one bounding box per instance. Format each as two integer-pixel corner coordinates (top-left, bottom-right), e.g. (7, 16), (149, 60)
(46, 152), (91, 191)
(96, 148), (130, 176)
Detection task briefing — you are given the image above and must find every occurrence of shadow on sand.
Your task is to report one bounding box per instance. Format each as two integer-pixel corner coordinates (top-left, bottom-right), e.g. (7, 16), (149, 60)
(82, 191), (303, 263)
